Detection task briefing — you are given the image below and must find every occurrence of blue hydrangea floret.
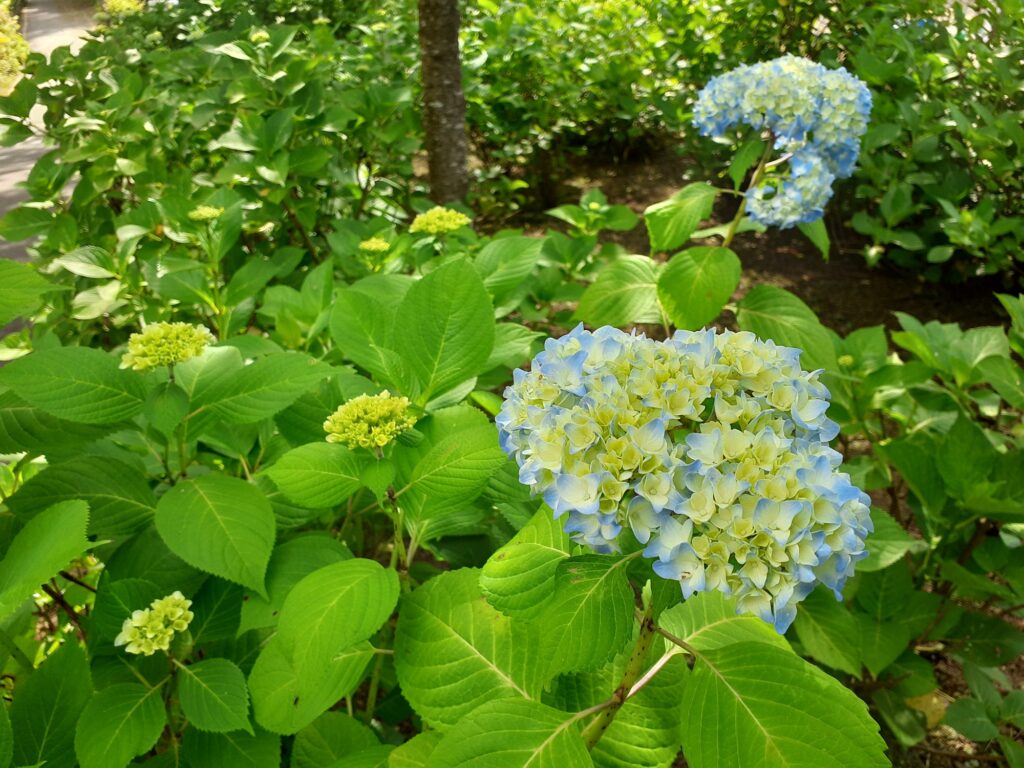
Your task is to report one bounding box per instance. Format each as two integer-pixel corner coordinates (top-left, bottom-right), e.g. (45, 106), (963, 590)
(693, 55), (871, 229)
(497, 325), (872, 633)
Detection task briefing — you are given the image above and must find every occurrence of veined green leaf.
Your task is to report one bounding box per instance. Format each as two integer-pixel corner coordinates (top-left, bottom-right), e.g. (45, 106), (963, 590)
(73, 684), (166, 768)
(657, 246), (741, 330)
(394, 569), (544, 729)
(574, 255), (660, 327)
(154, 475), (275, 597)
(177, 659), (252, 734)
(644, 183), (717, 252)
(265, 442), (368, 508)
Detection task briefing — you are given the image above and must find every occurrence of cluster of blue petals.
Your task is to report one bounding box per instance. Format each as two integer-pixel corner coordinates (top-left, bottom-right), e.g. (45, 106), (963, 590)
(693, 55), (871, 228)
(497, 325), (872, 633)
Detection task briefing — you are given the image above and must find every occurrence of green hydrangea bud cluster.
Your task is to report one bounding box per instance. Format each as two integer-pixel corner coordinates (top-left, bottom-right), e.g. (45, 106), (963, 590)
(358, 237), (391, 254)
(187, 205), (225, 222)
(324, 391), (417, 450)
(409, 207), (471, 235)
(114, 591), (194, 656)
(101, 0), (143, 15)
(121, 322), (214, 371)
(249, 29), (270, 44)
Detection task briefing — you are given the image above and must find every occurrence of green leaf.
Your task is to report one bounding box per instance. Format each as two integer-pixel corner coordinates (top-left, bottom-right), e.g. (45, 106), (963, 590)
(977, 356), (1024, 410)
(388, 732), (442, 768)
(574, 255), (660, 327)
(874, 438), (946, 517)
(181, 728), (281, 768)
(859, 507), (926, 572)
(681, 642), (888, 768)
(275, 558), (399, 687)
(0, 347), (147, 424)
(0, 260), (58, 326)
(73, 684), (166, 768)
(293, 712), (379, 768)
(474, 236), (546, 314)
(51, 246), (117, 278)
(644, 183), (718, 252)
(239, 534), (352, 634)
(177, 659), (252, 734)
(394, 569), (543, 729)
(658, 591), (788, 651)
(657, 246), (741, 329)
(793, 588), (862, 677)
(393, 260), (495, 403)
(7, 456), (155, 537)
(428, 699), (593, 767)
(91, 578), (163, 640)
(0, 500), (90, 619)
(797, 219), (830, 260)
(0, 206), (51, 242)
(737, 285), (837, 370)
(728, 136), (766, 190)
(0, 702), (9, 768)
(330, 745), (393, 767)
(196, 352), (332, 423)
(154, 475), (275, 596)
(189, 577), (242, 644)
(0, 391), (116, 455)
(944, 698), (999, 741)
(399, 426), (506, 523)
(480, 506), (573, 619)
(249, 637), (374, 734)
(266, 443), (368, 508)
(329, 288), (406, 388)
(538, 555), (635, 676)
(10, 641), (92, 768)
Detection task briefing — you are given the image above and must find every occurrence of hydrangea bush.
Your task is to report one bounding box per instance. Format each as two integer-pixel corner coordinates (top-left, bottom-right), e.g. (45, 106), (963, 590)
(693, 55), (871, 229)
(498, 325), (872, 632)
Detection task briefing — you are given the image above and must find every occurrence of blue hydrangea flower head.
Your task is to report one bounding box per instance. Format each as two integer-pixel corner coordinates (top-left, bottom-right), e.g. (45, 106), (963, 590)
(693, 55), (871, 228)
(497, 325), (872, 633)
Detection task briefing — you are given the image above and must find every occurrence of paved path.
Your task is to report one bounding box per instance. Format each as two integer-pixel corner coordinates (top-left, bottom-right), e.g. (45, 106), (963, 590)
(0, 0), (92, 261)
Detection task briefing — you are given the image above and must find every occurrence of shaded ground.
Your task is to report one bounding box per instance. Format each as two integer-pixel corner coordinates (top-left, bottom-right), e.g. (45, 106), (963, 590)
(561, 148), (1005, 336)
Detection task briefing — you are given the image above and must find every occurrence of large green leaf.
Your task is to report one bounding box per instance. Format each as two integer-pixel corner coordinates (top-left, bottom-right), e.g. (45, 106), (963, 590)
(657, 246), (741, 330)
(154, 475), (275, 596)
(680, 642), (888, 767)
(0, 347), (147, 424)
(0, 700), (9, 768)
(266, 442), (368, 508)
(389, 733), (442, 768)
(394, 569), (543, 729)
(0, 206), (51, 242)
(177, 659), (252, 734)
(275, 558), (399, 687)
(393, 260), (495, 404)
(249, 637), (374, 734)
(73, 684), (166, 768)
(399, 426), (506, 523)
(0, 260), (58, 326)
(643, 183), (718, 253)
(574, 255), (661, 327)
(239, 534), (352, 634)
(194, 352), (333, 423)
(480, 506), (573, 619)
(859, 507), (926, 572)
(293, 712), (379, 768)
(658, 591), (788, 652)
(181, 728), (281, 768)
(428, 699), (593, 768)
(793, 588), (862, 677)
(538, 555), (635, 676)
(7, 456), (155, 536)
(329, 288), (406, 388)
(10, 641), (93, 768)
(737, 285), (838, 371)
(0, 500), (90, 619)
(0, 391), (116, 455)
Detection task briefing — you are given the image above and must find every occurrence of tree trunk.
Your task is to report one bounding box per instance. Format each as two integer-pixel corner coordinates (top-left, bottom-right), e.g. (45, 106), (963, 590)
(417, 0), (469, 203)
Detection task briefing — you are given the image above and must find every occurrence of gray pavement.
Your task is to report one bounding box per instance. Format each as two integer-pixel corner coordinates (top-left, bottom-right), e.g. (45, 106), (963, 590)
(0, 0), (92, 261)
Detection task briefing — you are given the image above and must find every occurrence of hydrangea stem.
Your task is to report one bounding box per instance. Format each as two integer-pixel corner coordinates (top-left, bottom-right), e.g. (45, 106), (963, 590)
(580, 605), (658, 750)
(721, 139), (775, 248)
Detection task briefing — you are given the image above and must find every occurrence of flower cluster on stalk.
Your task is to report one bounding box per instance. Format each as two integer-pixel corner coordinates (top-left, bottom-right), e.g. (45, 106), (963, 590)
(693, 55), (871, 229)
(120, 322), (213, 371)
(114, 591), (194, 656)
(497, 325), (872, 632)
(409, 207), (471, 236)
(324, 391), (417, 450)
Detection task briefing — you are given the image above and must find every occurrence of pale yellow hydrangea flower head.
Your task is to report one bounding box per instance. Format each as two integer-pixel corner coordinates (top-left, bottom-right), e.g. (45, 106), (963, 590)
(187, 205), (225, 222)
(409, 207), (471, 236)
(114, 591), (194, 656)
(121, 322), (214, 372)
(358, 237), (391, 254)
(324, 391), (417, 450)
(102, 0), (143, 15)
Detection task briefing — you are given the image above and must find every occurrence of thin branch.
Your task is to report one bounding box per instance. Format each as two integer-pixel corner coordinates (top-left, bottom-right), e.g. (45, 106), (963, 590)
(41, 583), (86, 641)
(59, 570), (97, 593)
